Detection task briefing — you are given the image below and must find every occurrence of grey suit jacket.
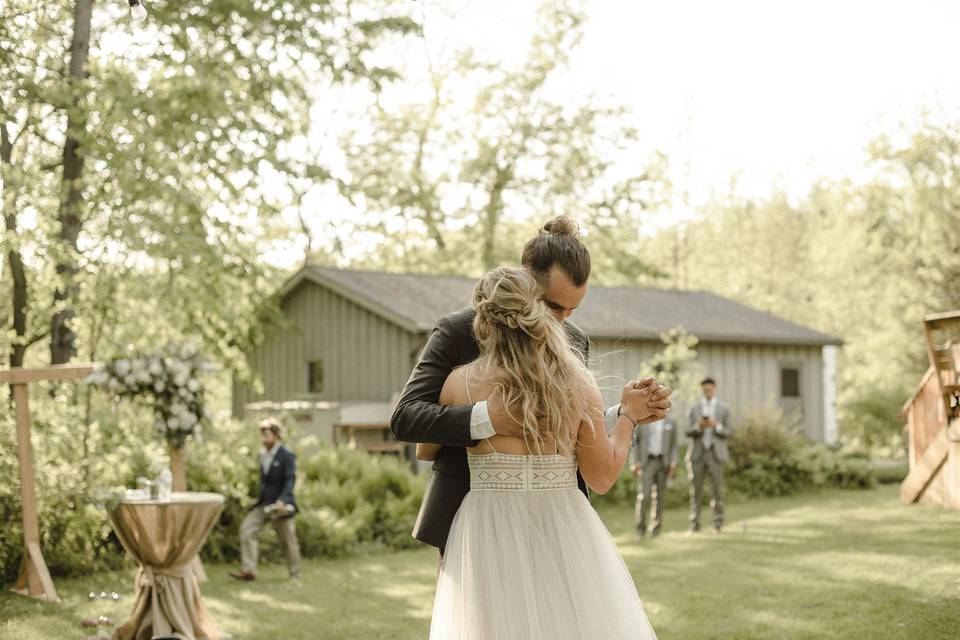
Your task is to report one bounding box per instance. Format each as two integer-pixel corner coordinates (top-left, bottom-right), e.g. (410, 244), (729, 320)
(685, 400), (733, 464)
(632, 417), (679, 468)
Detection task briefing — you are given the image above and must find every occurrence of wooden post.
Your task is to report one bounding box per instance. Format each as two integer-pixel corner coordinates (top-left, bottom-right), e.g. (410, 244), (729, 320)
(0, 363), (95, 602)
(169, 445), (187, 492)
(10, 383), (58, 601)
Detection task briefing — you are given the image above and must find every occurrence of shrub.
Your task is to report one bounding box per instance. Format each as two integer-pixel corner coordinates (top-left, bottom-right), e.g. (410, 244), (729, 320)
(0, 399), (425, 584)
(727, 401), (874, 496)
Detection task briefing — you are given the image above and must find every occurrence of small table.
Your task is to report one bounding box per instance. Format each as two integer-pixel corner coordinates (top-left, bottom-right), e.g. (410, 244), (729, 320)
(108, 491), (224, 640)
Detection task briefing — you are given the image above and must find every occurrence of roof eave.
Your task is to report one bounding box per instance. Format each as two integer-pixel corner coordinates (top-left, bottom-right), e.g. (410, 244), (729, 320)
(590, 331), (843, 347)
(280, 267), (425, 335)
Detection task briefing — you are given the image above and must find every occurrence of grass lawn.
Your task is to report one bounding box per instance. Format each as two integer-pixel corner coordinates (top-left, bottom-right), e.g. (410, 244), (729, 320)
(1, 485), (957, 639)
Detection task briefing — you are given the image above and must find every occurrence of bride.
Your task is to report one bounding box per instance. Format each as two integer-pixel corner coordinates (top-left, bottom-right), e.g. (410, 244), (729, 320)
(417, 266), (658, 639)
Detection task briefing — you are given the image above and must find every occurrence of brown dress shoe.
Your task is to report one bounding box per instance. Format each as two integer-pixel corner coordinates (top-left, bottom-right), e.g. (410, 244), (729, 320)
(229, 570), (255, 581)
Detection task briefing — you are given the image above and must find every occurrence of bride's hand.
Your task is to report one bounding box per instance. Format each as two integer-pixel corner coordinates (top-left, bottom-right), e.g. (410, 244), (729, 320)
(621, 378), (672, 424)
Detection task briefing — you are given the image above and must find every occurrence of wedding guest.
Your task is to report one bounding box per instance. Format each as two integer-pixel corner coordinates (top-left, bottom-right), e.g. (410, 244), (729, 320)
(686, 378), (733, 534)
(229, 418), (301, 582)
(606, 409), (679, 538)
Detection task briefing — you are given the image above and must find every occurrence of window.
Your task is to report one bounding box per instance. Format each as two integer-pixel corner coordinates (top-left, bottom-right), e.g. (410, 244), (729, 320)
(307, 359), (324, 394)
(780, 367), (800, 398)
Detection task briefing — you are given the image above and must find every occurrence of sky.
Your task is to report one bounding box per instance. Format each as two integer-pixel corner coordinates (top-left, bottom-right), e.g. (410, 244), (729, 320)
(277, 0), (960, 264)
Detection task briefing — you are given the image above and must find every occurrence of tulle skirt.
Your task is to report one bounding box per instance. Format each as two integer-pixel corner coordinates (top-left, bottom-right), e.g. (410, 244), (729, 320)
(429, 487), (657, 640)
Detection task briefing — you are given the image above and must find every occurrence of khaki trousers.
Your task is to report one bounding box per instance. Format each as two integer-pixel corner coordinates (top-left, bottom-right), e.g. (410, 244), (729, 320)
(240, 507), (301, 577)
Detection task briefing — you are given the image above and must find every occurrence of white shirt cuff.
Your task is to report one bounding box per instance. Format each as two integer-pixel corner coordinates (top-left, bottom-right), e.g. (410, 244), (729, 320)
(603, 404), (621, 435)
(470, 400), (496, 440)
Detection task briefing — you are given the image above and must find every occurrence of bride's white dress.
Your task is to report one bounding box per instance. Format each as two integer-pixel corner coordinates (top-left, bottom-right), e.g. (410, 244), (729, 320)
(429, 447), (658, 639)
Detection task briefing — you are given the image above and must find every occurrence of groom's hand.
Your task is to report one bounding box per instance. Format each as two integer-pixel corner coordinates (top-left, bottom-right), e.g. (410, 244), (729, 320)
(487, 390), (527, 438)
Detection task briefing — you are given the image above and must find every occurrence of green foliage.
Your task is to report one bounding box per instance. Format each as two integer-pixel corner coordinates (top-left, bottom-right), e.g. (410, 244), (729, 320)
(595, 401), (875, 510)
(0, 0), (420, 375)
(0, 398), (425, 584)
(727, 402), (875, 497)
(632, 114), (960, 452)
(636, 327), (704, 408)
(338, 0), (668, 276)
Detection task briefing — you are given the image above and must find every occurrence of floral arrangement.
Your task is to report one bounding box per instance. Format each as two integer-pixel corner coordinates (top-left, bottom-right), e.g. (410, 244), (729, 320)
(87, 344), (213, 448)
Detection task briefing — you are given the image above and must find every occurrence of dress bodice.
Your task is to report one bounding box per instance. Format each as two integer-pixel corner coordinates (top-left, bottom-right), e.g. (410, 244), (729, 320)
(467, 452), (578, 492)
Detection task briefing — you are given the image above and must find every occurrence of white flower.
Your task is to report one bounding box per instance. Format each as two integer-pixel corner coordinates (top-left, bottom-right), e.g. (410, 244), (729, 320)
(114, 359), (131, 377)
(187, 379), (200, 392)
(173, 372), (187, 387)
(108, 379), (120, 392)
(182, 412), (198, 427)
(148, 360), (163, 376)
(154, 381), (165, 392)
(124, 374), (136, 386)
(166, 417), (180, 430)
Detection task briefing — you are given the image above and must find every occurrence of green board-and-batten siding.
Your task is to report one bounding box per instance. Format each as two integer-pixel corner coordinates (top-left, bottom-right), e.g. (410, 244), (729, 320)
(591, 338), (826, 441)
(232, 282), (426, 416)
(234, 273), (834, 443)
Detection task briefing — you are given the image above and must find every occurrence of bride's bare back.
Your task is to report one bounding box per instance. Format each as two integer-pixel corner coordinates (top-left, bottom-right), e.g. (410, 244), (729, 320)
(439, 363), (579, 456)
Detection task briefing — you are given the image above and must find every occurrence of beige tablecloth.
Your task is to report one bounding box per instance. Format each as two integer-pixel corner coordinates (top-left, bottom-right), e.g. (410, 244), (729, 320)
(109, 491), (224, 640)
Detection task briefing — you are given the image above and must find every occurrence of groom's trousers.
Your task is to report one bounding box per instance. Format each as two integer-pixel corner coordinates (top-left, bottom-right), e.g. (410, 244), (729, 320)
(240, 508), (301, 577)
(687, 448), (725, 530)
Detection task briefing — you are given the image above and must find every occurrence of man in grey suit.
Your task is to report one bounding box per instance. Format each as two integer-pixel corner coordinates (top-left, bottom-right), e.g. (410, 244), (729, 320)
(686, 377), (733, 534)
(603, 408), (678, 537)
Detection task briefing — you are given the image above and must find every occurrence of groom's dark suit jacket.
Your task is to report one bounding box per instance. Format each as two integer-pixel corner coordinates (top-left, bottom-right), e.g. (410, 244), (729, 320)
(390, 307), (590, 550)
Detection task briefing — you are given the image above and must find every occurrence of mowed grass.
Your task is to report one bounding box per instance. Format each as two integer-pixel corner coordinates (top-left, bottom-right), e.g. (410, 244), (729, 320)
(1, 485), (957, 639)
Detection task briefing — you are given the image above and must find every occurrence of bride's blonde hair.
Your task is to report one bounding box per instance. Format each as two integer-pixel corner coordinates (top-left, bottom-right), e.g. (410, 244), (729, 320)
(471, 266), (594, 456)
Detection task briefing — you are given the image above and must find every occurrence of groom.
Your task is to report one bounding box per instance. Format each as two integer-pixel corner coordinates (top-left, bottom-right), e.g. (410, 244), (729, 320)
(391, 215), (673, 553)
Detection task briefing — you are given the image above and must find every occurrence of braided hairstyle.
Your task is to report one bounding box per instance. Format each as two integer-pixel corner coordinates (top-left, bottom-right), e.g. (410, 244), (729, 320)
(471, 267), (594, 456)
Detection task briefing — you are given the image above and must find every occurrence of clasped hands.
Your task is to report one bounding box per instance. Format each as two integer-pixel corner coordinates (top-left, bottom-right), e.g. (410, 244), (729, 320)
(488, 376), (673, 437)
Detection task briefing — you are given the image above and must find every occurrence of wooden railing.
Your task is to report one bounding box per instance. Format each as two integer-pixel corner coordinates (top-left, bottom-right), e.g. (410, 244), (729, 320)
(902, 367), (947, 465)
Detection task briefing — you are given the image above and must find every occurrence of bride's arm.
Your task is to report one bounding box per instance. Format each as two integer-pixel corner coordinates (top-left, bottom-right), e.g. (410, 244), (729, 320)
(576, 380), (639, 494)
(415, 368), (470, 461)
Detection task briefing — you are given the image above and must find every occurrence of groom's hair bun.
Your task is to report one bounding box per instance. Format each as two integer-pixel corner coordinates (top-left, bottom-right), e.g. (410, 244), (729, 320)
(542, 215), (578, 238)
(522, 215), (590, 287)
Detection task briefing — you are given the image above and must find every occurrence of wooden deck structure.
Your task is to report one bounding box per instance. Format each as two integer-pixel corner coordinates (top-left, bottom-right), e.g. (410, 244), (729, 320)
(0, 363), (96, 601)
(899, 311), (960, 510)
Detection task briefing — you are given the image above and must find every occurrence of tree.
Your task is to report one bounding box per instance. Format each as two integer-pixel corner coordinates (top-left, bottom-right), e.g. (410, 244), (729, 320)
(0, 0), (419, 370)
(339, 0), (668, 277)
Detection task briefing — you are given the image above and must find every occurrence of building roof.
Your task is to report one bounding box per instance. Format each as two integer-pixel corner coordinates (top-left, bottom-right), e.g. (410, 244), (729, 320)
(281, 266), (843, 347)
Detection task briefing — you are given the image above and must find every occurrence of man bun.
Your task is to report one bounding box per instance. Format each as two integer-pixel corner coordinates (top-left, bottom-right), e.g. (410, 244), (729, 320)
(542, 215), (579, 238)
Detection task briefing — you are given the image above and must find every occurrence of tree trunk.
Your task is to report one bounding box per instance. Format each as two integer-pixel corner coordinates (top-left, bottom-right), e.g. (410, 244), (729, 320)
(480, 167), (509, 270)
(50, 0), (94, 365)
(1, 116), (27, 368)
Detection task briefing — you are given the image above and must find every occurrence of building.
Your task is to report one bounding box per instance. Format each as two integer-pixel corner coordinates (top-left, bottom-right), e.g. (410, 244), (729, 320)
(232, 266), (843, 444)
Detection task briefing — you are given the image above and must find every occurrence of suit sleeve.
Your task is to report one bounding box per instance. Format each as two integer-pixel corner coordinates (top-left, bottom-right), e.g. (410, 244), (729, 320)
(390, 315), (476, 447)
(279, 452), (296, 505)
(715, 406), (733, 439)
(685, 406), (702, 438)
